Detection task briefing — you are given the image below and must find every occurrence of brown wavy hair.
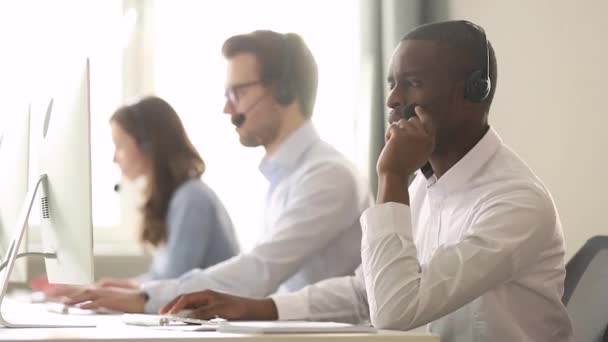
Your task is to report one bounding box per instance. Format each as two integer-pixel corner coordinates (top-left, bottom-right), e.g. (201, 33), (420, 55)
(110, 96), (205, 247)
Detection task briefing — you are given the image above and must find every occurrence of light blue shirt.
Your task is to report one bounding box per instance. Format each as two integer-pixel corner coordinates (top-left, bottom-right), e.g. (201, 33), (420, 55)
(142, 121), (371, 313)
(140, 179), (240, 281)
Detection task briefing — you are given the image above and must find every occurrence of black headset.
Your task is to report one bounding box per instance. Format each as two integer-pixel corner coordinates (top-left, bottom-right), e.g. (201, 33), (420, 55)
(273, 34), (295, 105)
(462, 21), (491, 103)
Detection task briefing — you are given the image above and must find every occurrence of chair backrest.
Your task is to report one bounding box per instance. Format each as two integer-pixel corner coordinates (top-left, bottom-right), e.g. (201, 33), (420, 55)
(563, 236), (608, 342)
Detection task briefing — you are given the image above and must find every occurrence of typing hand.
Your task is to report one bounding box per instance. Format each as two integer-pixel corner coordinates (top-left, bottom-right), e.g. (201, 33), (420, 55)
(30, 275), (84, 301)
(96, 277), (139, 290)
(63, 287), (146, 313)
(43, 285), (85, 300)
(159, 290), (278, 321)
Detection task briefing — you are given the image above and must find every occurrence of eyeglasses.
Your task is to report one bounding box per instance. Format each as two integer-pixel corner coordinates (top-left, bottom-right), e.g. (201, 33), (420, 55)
(224, 80), (264, 105)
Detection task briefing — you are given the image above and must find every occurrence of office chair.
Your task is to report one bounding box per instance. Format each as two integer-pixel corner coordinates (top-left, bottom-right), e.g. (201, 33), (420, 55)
(563, 236), (608, 342)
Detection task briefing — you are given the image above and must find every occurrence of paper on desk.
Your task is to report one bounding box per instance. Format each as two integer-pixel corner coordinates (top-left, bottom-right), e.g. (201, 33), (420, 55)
(217, 321), (377, 334)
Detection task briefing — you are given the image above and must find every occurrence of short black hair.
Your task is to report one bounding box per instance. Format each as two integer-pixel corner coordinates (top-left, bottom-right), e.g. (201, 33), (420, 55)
(404, 20), (498, 112)
(222, 30), (318, 118)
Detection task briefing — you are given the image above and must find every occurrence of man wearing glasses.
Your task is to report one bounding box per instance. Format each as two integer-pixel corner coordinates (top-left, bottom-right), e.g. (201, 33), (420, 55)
(66, 30), (371, 314)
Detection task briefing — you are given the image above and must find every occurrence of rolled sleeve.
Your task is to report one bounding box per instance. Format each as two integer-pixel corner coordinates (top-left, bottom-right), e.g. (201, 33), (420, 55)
(361, 202), (413, 243)
(271, 290), (311, 321)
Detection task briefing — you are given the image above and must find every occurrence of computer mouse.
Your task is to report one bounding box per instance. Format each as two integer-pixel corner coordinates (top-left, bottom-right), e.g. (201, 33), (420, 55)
(164, 310), (226, 325)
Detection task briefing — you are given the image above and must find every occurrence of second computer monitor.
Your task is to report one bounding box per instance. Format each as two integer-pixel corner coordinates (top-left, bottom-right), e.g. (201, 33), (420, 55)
(38, 59), (94, 285)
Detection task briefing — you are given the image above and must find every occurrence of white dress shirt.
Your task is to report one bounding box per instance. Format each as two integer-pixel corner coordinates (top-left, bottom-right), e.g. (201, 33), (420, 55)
(141, 121), (370, 313)
(272, 127), (573, 342)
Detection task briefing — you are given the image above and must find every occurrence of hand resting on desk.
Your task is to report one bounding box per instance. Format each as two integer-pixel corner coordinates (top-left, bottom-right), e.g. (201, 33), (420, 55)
(160, 289), (278, 321)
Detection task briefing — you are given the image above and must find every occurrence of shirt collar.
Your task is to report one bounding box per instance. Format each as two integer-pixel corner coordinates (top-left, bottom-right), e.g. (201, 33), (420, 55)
(423, 126), (502, 197)
(259, 120), (319, 183)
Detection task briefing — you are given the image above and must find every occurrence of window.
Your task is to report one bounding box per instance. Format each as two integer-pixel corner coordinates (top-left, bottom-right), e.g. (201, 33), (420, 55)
(0, 0), (129, 250)
(2, 0), (363, 254)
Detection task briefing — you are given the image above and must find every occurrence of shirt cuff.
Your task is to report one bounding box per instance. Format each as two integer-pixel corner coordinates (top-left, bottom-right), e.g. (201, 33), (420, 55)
(140, 278), (180, 313)
(271, 289), (310, 321)
(360, 202), (413, 243)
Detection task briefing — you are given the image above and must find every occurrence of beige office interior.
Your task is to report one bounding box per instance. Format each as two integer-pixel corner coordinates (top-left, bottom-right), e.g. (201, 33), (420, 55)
(7, 0), (605, 277)
(435, 0), (608, 260)
(0, 0), (606, 341)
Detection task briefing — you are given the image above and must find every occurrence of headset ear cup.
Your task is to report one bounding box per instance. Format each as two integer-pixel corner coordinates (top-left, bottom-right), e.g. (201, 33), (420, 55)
(273, 34), (296, 106)
(274, 78), (294, 105)
(464, 69), (491, 103)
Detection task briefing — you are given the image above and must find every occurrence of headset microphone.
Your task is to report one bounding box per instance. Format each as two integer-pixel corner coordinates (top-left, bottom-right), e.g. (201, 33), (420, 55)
(232, 114), (246, 127)
(232, 92), (269, 128)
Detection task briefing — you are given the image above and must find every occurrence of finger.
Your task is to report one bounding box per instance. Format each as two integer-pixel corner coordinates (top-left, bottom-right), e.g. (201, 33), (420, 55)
(159, 295), (184, 315)
(166, 292), (212, 315)
(96, 278), (119, 285)
(45, 285), (82, 298)
(397, 118), (408, 128)
(396, 118), (418, 135)
(396, 118), (411, 129)
(188, 305), (216, 320)
(168, 295), (193, 315)
(414, 106), (436, 136)
(385, 124), (401, 142)
(189, 304), (229, 320)
(63, 289), (98, 305)
(99, 281), (133, 290)
(96, 280), (114, 288)
(159, 296), (179, 314)
(77, 300), (100, 310)
(404, 116), (426, 135)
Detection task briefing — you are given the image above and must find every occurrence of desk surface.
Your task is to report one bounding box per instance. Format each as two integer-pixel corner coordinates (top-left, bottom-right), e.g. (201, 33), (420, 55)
(0, 299), (438, 342)
(0, 327), (438, 342)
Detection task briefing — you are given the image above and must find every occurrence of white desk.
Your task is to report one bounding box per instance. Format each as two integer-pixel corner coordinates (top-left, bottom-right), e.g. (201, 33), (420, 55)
(0, 327), (438, 342)
(0, 300), (439, 342)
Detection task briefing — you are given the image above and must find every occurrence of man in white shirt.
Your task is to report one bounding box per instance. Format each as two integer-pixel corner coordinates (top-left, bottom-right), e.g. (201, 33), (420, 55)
(65, 30), (370, 313)
(157, 21), (574, 342)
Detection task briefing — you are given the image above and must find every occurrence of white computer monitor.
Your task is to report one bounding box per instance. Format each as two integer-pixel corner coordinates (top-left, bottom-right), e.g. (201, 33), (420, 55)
(0, 106), (30, 282)
(0, 59), (94, 327)
(38, 59), (94, 285)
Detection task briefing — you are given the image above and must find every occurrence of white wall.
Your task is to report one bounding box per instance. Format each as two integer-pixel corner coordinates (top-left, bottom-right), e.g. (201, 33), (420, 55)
(438, 0), (608, 259)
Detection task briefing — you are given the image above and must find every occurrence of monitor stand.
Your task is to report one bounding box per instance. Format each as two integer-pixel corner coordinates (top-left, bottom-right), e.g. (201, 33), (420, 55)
(0, 174), (94, 328)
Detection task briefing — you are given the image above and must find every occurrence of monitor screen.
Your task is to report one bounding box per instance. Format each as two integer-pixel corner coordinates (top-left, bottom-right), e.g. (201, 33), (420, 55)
(38, 59), (94, 285)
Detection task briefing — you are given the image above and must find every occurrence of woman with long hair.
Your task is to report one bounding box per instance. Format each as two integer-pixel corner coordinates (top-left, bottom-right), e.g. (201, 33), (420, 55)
(99, 95), (239, 287)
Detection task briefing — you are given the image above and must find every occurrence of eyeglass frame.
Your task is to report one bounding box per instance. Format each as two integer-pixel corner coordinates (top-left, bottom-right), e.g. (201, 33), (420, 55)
(224, 80), (266, 105)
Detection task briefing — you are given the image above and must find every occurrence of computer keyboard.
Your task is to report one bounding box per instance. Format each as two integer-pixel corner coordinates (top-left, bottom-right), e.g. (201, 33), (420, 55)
(44, 302), (120, 315)
(1, 301), (107, 327)
(121, 313), (225, 329)
(167, 314), (226, 325)
(3, 295), (224, 329)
